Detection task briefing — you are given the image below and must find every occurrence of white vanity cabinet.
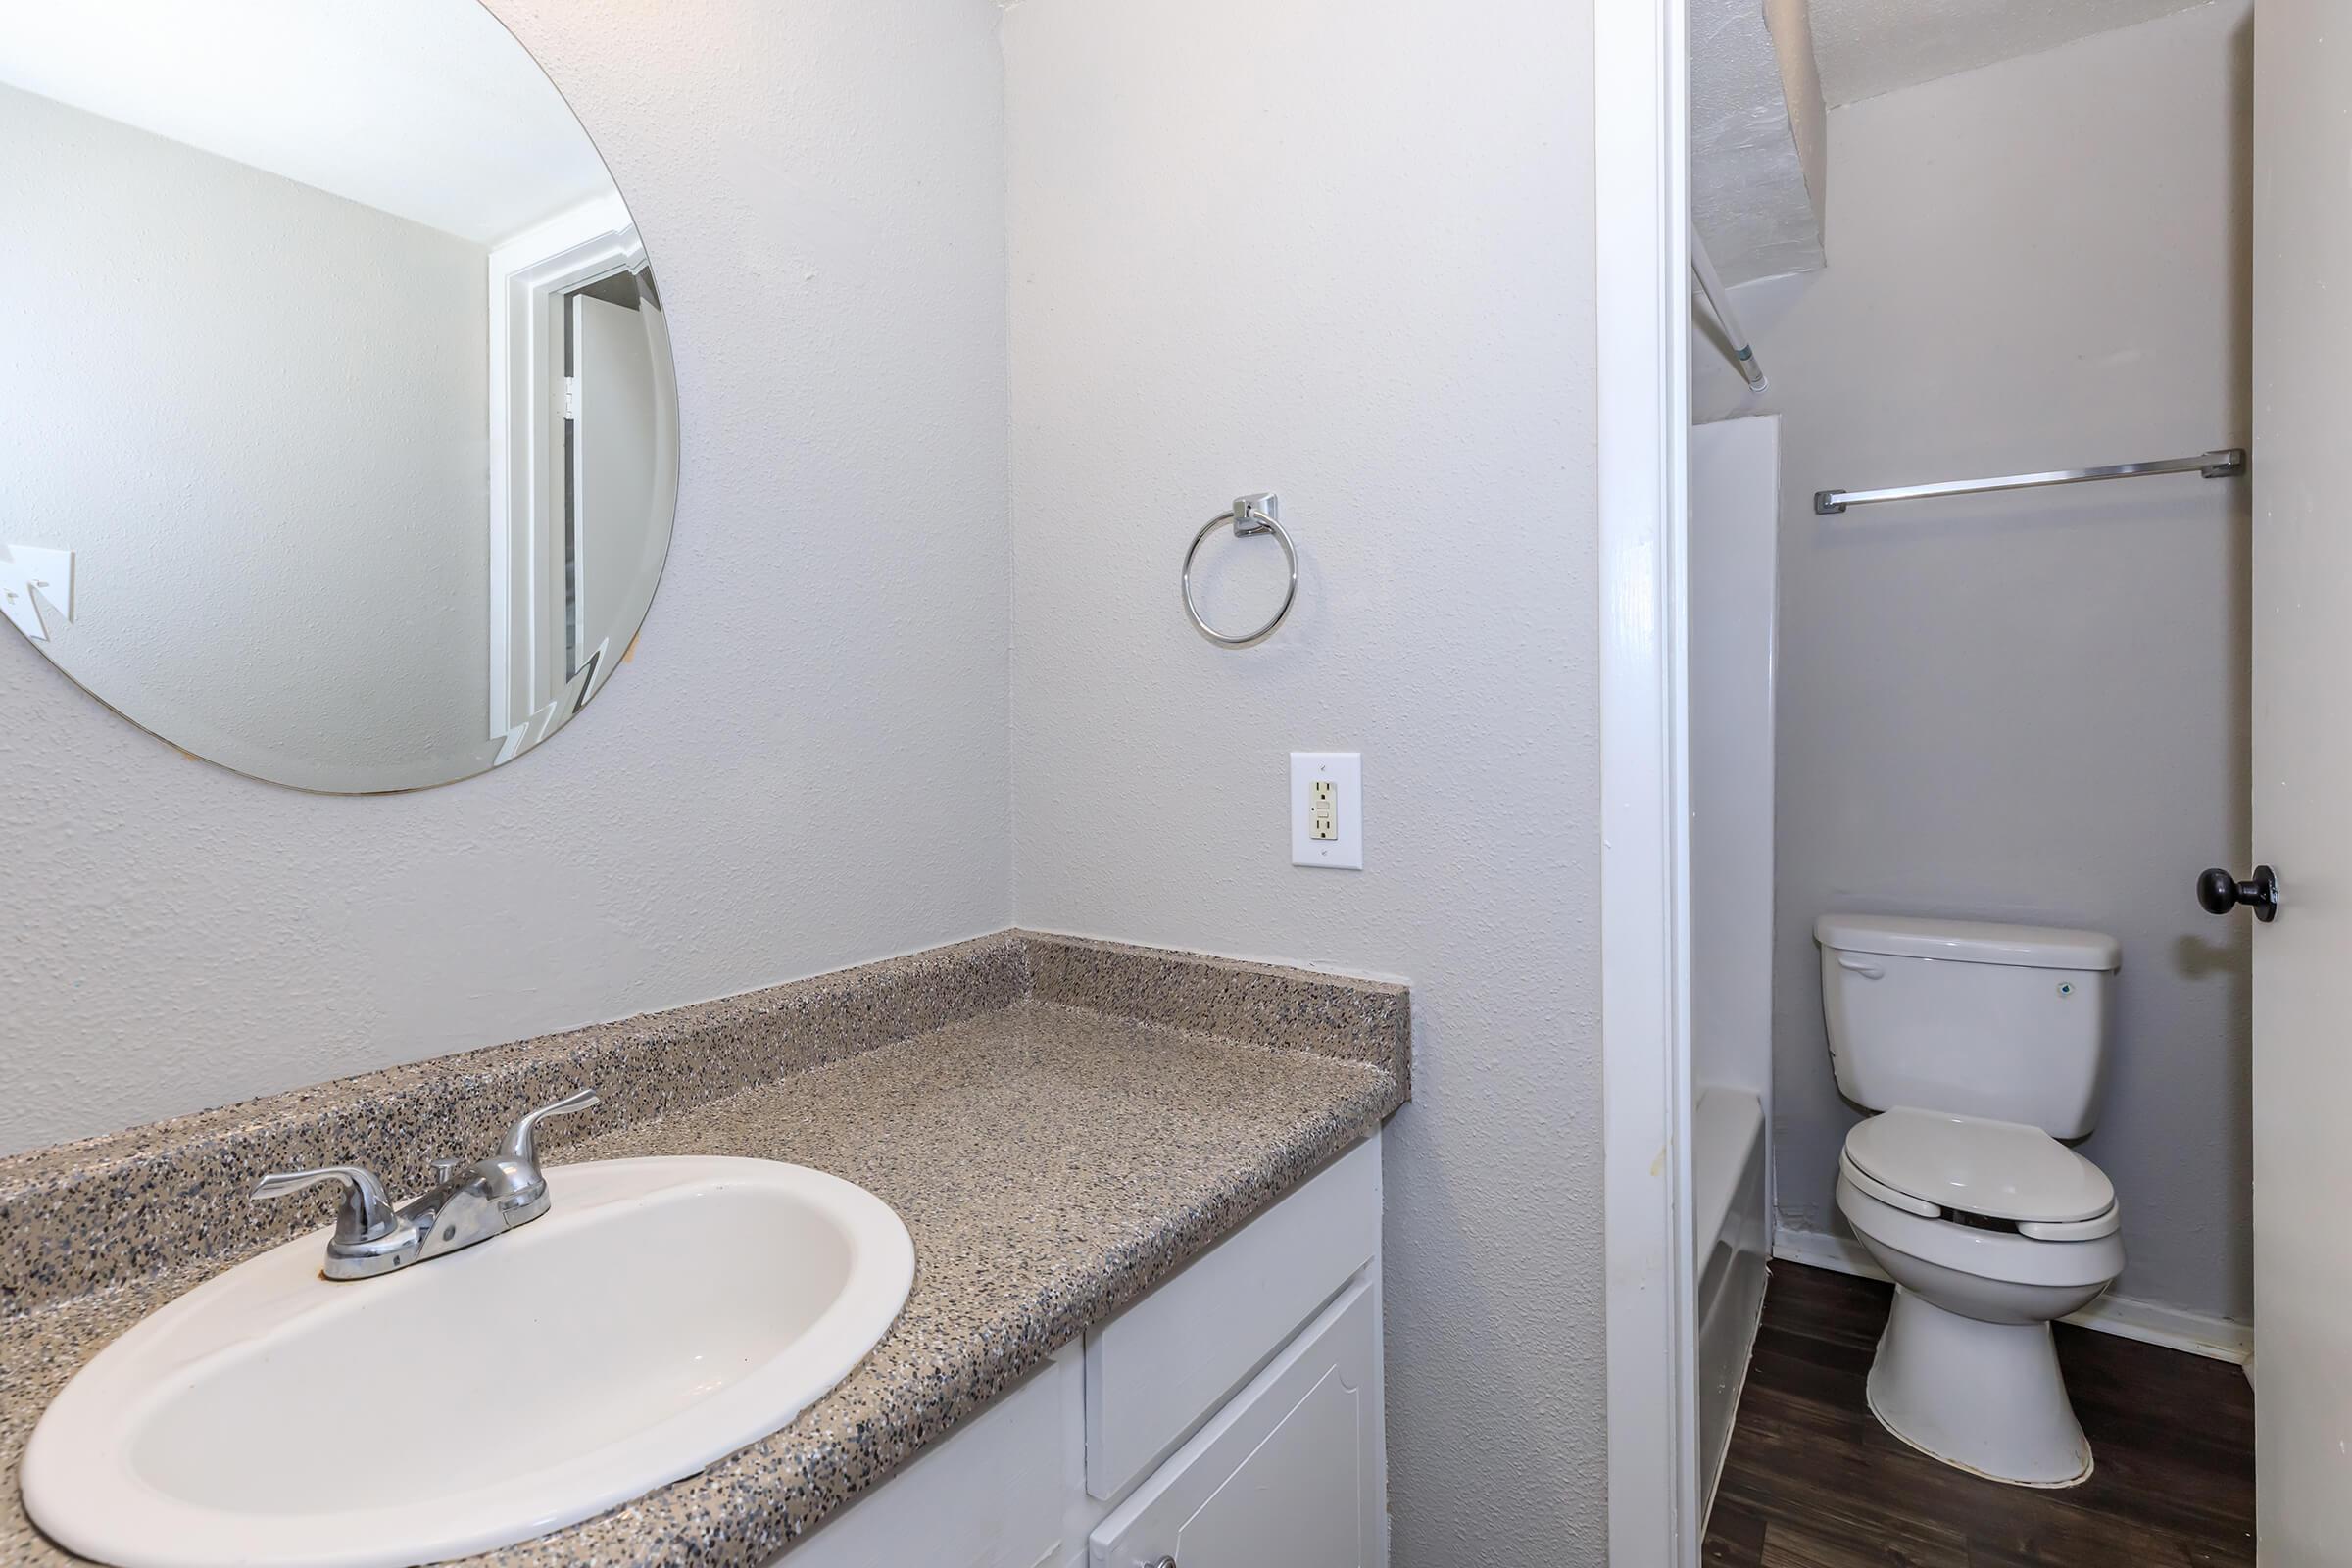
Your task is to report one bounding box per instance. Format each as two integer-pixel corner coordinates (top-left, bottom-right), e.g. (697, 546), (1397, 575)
(776, 1132), (1386, 1568)
(1089, 1277), (1381, 1568)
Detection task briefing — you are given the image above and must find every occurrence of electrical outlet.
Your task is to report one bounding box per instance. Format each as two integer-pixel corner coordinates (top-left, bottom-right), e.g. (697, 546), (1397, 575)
(1291, 753), (1362, 869)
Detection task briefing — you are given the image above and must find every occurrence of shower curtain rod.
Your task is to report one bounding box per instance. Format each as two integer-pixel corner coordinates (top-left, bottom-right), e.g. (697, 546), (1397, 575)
(1690, 224), (1765, 393)
(1814, 448), (2247, 515)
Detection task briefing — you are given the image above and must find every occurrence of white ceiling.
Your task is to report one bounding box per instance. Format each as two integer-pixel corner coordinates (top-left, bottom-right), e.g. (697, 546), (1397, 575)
(1692, 0), (2223, 282)
(0, 0), (617, 246)
(1807, 0), (2217, 106)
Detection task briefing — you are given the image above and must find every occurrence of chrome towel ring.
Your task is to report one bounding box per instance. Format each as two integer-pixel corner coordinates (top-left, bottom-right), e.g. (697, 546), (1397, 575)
(1182, 492), (1298, 648)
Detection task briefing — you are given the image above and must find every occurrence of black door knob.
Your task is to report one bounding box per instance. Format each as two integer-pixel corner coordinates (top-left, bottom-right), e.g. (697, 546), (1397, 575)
(2197, 865), (2279, 921)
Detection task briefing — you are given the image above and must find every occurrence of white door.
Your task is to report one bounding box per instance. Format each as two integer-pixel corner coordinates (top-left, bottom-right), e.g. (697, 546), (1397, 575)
(1090, 1279), (1383, 1568)
(565, 290), (662, 694)
(2250, 6), (2352, 1557)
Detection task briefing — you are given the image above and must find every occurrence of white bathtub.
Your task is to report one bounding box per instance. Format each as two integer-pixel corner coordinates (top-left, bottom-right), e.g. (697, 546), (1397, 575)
(1693, 1084), (1769, 1516)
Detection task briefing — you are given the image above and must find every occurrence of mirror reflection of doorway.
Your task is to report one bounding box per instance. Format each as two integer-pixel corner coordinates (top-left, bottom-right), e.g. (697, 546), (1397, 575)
(486, 201), (677, 760)
(563, 282), (661, 690)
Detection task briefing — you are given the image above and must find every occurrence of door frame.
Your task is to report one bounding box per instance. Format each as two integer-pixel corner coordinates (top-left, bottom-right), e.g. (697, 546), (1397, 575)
(486, 191), (644, 741)
(1596, 0), (1698, 1562)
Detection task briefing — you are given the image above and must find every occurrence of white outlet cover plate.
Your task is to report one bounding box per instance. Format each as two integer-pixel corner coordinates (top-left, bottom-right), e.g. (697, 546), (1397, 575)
(1290, 752), (1363, 869)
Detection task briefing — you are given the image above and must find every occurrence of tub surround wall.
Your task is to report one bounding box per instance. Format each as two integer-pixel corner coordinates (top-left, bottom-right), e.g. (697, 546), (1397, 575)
(1692, 1), (2254, 1327)
(1688, 416), (1780, 1511)
(1689, 416), (1780, 1106)
(1, 943), (1406, 1567)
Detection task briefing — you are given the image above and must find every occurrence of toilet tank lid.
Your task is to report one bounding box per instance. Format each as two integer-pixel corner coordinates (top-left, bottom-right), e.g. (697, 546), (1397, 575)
(1815, 914), (2120, 971)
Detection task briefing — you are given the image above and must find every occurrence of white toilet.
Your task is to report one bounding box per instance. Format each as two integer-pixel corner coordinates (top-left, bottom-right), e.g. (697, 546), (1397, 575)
(1816, 913), (2126, 1488)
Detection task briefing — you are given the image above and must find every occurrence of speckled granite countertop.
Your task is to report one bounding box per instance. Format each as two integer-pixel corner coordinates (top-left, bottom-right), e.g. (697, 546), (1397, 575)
(0, 933), (1407, 1567)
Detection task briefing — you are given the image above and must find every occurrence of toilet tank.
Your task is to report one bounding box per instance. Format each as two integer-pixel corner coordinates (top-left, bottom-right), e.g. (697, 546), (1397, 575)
(1815, 914), (2121, 1139)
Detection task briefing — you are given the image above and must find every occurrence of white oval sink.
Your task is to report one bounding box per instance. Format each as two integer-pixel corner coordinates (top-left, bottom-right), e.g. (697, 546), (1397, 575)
(24, 1156), (914, 1568)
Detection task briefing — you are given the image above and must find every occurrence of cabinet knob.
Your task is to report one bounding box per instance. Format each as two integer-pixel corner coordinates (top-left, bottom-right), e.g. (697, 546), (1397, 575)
(1143, 1558), (1176, 1568)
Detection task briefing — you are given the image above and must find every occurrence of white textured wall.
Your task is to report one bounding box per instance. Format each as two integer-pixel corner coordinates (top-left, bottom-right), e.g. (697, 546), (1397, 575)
(1696, 1), (2253, 1320)
(1000, 2), (1602, 1561)
(1808, 0), (2214, 106)
(1, 82), (493, 792)
(0, 0), (1013, 1154)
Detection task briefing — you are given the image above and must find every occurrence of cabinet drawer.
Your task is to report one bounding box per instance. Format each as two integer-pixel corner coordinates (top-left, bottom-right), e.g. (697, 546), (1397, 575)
(1088, 1277), (1382, 1568)
(1084, 1132), (1380, 1501)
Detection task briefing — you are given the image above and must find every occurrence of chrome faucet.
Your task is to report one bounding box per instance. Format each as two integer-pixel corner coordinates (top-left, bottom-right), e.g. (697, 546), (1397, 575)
(251, 1088), (601, 1280)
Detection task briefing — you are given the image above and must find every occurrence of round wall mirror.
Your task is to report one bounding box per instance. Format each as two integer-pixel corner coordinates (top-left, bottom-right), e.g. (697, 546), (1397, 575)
(0, 1), (679, 793)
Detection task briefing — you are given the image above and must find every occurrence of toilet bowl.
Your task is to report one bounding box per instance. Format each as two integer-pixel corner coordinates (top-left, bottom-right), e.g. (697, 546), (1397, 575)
(1836, 1107), (2124, 1486)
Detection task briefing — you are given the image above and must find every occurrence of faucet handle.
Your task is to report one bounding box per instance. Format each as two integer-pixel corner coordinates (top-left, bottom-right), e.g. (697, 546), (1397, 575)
(251, 1164), (403, 1245)
(498, 1087), (601, 1169)
(478, 1087), (601, 1207)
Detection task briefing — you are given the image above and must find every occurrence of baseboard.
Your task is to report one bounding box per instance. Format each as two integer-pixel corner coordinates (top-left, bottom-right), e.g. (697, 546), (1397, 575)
(1772, 1227), (2254, 1366)
(1771, 1224), (1886, 1283)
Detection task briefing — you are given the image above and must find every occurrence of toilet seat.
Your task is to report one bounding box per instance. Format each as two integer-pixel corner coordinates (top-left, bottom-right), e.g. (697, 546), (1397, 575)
(1837, 1170), (2125, 1289)
(1842, 1108), (2119, 1242)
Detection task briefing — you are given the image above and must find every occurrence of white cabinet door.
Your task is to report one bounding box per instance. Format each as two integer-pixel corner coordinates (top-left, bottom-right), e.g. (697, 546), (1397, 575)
(1085, 1135), (1381, 1501)
(1089, 1277), (1382, 1568)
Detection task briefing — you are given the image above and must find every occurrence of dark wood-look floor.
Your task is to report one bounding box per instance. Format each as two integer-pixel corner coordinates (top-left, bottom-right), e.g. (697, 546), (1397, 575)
(1703, 1263), (2255, 1567)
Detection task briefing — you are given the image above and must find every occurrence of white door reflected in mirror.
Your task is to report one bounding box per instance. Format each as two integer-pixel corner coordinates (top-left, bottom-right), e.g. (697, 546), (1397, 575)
(0, 0), (680, 793)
